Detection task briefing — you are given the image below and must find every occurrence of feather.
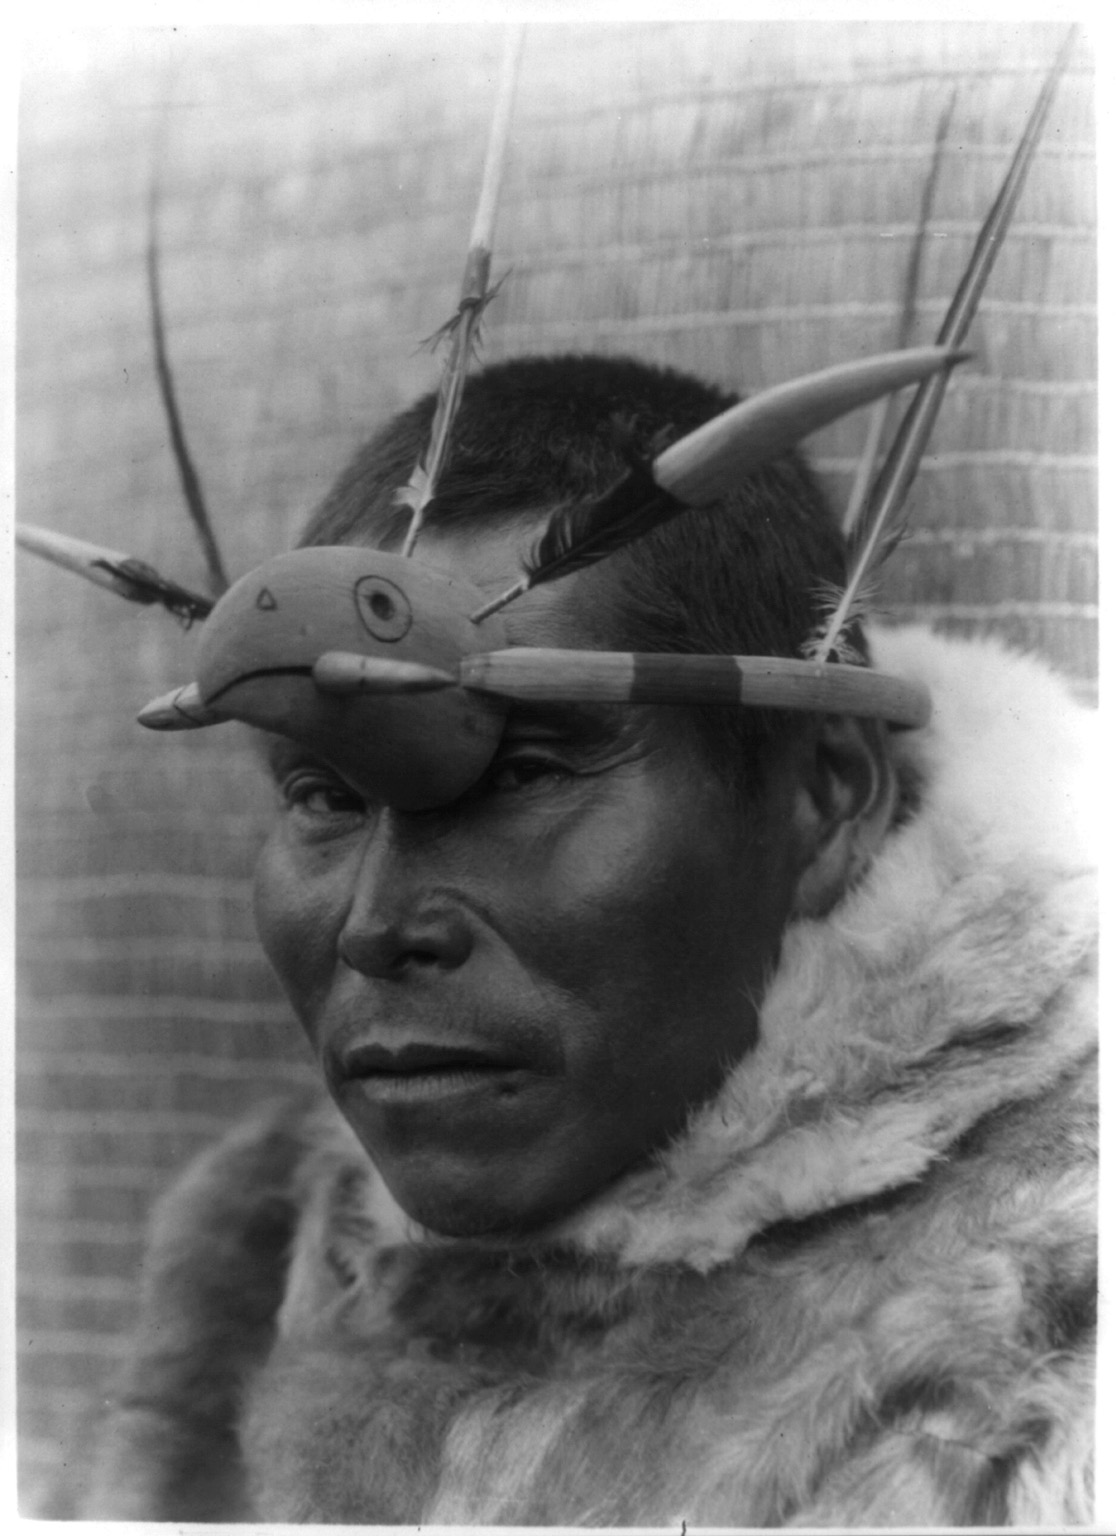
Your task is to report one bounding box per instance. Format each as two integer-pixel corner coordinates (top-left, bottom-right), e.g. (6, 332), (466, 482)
(16, 523), (213, 626)
(469, 433), (674, 623)
(147, 185), (229, 596)
(528, 482), (676, 582)
(526, 473), (672, 587)
(811, 28), (1077, 665)
(478, 417), (682, 610)
(841, 90), (956, 538)
(398, 28), (524, 557)
(801, 581), (876, 666)
(470, 346), (964, 624)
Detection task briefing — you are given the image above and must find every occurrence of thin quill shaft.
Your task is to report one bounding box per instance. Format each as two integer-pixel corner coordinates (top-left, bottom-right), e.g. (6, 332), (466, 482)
(842, 91), (956, 537)
(400, 27), (524, 557)
(147, 187), (230, 595)
(816, 30), (1075, 663)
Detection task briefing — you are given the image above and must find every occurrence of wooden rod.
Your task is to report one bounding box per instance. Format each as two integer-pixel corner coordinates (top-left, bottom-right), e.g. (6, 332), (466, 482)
(137, 650), (932, 733)
(459, 649), (932, 727)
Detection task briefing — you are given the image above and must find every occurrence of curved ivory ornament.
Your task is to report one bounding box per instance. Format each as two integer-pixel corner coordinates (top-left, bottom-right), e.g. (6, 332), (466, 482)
(652, 346), (969, 509)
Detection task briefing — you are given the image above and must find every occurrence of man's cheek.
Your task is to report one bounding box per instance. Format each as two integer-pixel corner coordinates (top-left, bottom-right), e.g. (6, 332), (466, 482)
(523, 807), (656, 920)
(253, 846), (334, 1010)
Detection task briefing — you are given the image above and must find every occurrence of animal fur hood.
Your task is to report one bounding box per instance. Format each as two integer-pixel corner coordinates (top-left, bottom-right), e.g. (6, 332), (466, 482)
(558, 623), (1097, 1269)
(82, 625), (1098, 1527)
(283, 623), (1097, 1285)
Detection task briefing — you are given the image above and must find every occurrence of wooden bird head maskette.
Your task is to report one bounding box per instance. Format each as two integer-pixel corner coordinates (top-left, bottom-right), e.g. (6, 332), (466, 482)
(16, 28), (1077, 813)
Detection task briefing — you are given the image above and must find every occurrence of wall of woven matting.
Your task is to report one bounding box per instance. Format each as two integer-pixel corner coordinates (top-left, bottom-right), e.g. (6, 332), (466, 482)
(16, 21), (1095, 1509)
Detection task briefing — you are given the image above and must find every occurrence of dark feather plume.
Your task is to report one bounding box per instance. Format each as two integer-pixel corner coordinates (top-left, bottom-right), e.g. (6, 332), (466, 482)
(16, 522), (214, 627)
(92, 557), (214, 626)
(470, 424), (682, 621)
(526, 424), (681, 581)
(147, 185), (230, 596)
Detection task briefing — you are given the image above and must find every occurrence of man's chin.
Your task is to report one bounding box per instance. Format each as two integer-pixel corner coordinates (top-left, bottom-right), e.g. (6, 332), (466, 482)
(384, 1176), (576, 1241)
(367, 1146), (614, 1242)
(332, 1088), (652, 1239)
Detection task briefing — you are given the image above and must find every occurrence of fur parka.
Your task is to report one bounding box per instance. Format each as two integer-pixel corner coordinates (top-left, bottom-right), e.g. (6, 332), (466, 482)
(81, 626), (1097, 1526)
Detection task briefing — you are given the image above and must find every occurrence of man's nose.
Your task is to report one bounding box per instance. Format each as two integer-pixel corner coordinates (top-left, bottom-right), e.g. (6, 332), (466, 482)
(337, 812), (475, 978)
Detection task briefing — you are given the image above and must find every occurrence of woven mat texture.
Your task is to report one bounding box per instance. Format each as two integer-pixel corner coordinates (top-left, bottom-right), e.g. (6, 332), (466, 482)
(15, 21), (1095, 1509)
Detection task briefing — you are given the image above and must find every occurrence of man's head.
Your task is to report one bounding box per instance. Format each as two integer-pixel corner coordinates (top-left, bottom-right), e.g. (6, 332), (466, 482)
(254, 354), (895, 1237)
(302, 353), (868, 795)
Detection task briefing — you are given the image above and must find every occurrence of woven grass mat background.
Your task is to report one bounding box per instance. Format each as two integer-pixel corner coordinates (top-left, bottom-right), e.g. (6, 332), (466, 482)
(16, 21), (1095, 1510)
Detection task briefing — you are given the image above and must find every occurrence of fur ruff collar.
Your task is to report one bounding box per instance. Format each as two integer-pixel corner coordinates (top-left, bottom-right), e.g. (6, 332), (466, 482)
(289, 626), (1097, 1291)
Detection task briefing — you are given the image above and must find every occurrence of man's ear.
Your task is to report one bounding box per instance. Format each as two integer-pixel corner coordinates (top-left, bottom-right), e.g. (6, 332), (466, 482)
(789, 715), (898, 919)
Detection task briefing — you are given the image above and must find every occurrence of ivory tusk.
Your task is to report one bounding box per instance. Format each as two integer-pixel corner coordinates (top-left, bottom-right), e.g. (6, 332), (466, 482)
(653, 346), (969, 509)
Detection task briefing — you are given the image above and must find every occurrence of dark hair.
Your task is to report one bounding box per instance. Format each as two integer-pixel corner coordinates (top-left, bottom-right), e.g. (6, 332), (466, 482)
(301, 354), (860, 794)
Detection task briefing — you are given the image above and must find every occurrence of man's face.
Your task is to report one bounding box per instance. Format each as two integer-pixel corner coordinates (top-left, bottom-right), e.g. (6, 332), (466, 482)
(254, 524), (812, 1236)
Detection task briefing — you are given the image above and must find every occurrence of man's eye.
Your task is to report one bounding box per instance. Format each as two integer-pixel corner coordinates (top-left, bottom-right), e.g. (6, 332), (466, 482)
(486, 753), (571, 794)
(282, 773), (366, 819)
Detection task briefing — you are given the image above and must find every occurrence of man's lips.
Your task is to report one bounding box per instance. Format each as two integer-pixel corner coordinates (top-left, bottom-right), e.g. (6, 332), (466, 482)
(338, 1040), (527, 1080)
(334, 1039), (534, 1107)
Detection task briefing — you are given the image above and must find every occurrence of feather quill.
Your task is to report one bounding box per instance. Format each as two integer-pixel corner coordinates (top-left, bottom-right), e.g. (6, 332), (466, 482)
(16, 523), (213, 625)
(523, 462), (672, 587)
(398, 28), (524, 557)
(841, 90), (956, 538)
(16, 138), (229, 622)
(470, 428), (675, 621)
(471, 345), (964, 624)
(812, 28), (1076, 664)
(147, 185), (229, 596)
